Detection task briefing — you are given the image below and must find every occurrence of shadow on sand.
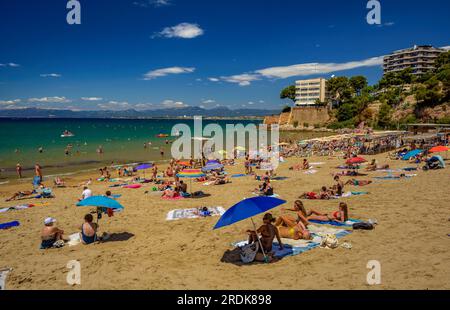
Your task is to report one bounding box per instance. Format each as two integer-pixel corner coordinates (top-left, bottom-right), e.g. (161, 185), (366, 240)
(102, 232), (135, 243)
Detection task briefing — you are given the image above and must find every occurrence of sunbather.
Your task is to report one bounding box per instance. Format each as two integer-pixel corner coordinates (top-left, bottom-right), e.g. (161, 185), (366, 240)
(307, 202), (349, 223)
(40, 217), (64, 249)
(5, 189), (35, 202)
(247, 213), (283, 260)
(276, 201), (311, 240)
(54, 177), (66, 187)
(345, 179), (372, 186)
(81, 214), (98, 245)
(366, 159), (390, 171)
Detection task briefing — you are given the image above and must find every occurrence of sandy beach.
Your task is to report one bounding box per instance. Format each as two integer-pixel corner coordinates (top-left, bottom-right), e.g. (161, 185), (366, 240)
(0, 152), (449, 290)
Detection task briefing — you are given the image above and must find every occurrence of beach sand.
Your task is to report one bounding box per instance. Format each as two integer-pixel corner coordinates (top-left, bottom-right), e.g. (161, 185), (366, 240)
(0, 153), (449, 290)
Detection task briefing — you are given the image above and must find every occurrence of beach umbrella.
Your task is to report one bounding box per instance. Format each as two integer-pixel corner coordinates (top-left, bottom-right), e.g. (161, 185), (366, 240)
(77, 196), (124, 210)
(206, 159), (220, 165)
(178, 161), (192, 167)
(202, 163), (224, 172)
(346, 157), (367, 165)
(176, 169), (206, 195)
(77, 196), (125, 223)
(135, 163), (153, 178)
(214, 196), (287, 262)
(429, 146), (449, 153)
(402, 149), (423, 161)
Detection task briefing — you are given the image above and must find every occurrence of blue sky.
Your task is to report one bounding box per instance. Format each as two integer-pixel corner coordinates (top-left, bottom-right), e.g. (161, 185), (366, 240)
(0, 0), (449, 111)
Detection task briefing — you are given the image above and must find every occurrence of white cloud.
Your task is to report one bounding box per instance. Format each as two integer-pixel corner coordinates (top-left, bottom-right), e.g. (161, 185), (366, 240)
(0, 63), (20, 68)
(134, 103), (154, 110)
(442, 46), (450, 50)
(134, 0), (171, 8)
(208, 77), (220, 82)
(213, 56), (384, 86)
(28, 96), (71, 103)
(220, 73), (261, 86)
(0, 99), (20, 105)
(81, 97), (103, 101)
(202, 99), (215, 104)
(97, 101), (130, 110)
(143, 66), (195, 80)
(40, 73), (62, 78)
(248, 101), (255, 105)
(154, 23), (204, 39)
(161, 100), (188, 108)
(255, 57), (384, 79)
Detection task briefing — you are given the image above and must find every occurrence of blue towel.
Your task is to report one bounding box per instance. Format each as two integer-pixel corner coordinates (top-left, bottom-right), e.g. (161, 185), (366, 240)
(272, 230), (352, 258)
(231, 174), (247, 178)
(308, 219), (362, 227)
(0, 221), (20, 230)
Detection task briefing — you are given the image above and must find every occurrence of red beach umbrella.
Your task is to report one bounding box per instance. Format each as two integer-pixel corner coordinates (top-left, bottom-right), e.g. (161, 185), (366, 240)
(346, 157), (367, 165)
(429, 146), (449, 153)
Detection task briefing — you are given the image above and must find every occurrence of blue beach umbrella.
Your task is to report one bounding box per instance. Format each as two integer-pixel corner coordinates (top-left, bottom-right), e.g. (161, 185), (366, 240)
(214, 196), (286, 262)
(402, 149), (423, 161)
(214, 197), (286, 230)
(77, 196), (124, 210)
(202, 163), (224, 172)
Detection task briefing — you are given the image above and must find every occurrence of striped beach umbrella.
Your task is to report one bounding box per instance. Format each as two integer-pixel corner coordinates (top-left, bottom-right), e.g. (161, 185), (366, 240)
(176, 169), (206, 195)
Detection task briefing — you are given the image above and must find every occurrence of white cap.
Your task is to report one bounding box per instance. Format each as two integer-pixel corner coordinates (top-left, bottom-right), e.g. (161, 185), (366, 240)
(44, 217), (56, 225)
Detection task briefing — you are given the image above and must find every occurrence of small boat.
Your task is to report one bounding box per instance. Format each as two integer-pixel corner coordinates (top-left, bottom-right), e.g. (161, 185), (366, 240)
(156, 134), (169, 138)
(61, 131), (75, 138)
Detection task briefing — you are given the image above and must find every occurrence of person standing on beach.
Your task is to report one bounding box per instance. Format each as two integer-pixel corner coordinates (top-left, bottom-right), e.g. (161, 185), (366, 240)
(16, 164), (22, 179)
(160, 147), (165, 158)
(35, 164), (43, 183)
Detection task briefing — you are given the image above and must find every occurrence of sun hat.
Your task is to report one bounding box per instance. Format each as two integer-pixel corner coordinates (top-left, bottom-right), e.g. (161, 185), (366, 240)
(44, 217), (56, 225)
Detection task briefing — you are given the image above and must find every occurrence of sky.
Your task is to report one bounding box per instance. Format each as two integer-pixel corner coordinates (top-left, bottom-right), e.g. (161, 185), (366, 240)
(0, 0), (449, 111)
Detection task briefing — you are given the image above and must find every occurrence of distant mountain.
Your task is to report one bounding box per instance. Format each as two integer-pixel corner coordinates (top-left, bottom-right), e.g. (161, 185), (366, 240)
(0, 107), (281, 119)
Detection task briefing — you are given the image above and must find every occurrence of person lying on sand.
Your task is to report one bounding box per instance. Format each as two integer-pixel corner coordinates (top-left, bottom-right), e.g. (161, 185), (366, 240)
(81, 214), (98, 245)
(176, 181), (188, 193)
(345, 179), (372, 186)
(366, 159), (389, 171)
(41, 217), (64, 249)
(53, 177), (66, 187)
(162, 187), (180, 199)
(307, 202), (349, 223)
(276, 201), (311, 240)
(5, 189), (36, 202)
(247, 213), (283, 261)
(214, 177), (231, 185)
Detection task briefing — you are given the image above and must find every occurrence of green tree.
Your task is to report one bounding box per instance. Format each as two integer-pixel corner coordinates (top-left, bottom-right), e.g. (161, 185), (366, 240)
(349, 76), (368, 95)
(280, 85), (296, 103)
(378, 102), (393, 128)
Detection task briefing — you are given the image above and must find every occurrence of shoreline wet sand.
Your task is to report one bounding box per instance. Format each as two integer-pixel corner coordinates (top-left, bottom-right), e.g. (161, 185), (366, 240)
(0, 152), (449, 290)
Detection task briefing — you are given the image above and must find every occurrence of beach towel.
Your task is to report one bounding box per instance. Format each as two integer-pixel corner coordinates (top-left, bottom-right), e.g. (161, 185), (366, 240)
(310, 162), (325, 166)
(252, 193), (280, 198)
(123, 184), (142, 189)
(309, 219), (362, 227)
(339, 191), (369, 198)
(67, 233), (82, 247)
(304, 169), (318, 175)
(166, 207), (226, 221)
(233, 225), (352, 259)
(272, 177), (288, 181)
(162, 195), (184, 201)
(0, 268), (12, 290)
(231, 174), (247, 178)
(0, 221), (20, 230)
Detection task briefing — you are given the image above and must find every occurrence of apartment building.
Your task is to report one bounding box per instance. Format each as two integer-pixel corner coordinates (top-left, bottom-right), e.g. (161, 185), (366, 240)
(295, 78), (328, 106)
(383, 45), (446, 75)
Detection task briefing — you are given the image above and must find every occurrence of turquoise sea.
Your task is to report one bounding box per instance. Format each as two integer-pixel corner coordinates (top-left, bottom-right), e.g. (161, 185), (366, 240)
(0, 118), (261, 182)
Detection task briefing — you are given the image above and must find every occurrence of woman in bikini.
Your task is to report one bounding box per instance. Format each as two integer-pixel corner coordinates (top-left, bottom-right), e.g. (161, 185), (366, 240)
(247, 213), (283, 259)
(276, 201), (311, 240)
(307, 202), (349, 223)
(345, 179), (372, 186)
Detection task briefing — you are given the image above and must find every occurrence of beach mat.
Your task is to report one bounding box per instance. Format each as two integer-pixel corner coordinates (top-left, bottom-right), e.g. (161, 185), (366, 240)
(0, 221), (20, 230)
(231, 174), (248, 178)
(309, 219), (362, 227)
(252, 193), (280, 198)
(0, 268), (12, 290)
(233, 225), (352, 259)
(166, 207), (225, 221)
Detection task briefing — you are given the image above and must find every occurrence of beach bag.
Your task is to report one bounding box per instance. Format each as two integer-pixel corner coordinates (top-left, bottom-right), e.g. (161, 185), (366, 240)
(320, 234), (339, 249)
(353, 222), (374, 230)
(240, 242), (259, 264)
(42, 188), (53, 198)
